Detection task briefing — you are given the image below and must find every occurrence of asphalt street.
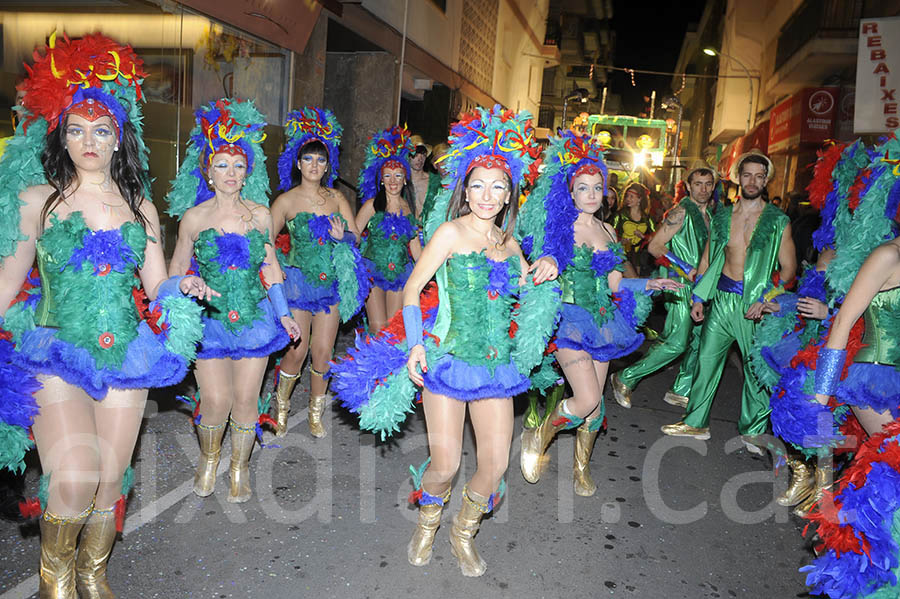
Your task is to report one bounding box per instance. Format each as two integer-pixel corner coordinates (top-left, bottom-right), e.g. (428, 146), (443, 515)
(0, 316), (816, 599)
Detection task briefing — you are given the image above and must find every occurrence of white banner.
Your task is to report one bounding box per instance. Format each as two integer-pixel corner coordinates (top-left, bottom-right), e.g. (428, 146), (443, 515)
(855, 17), (900, 134)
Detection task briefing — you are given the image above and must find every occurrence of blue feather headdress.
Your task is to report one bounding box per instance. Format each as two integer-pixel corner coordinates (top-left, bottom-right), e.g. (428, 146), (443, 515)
(357, 125), (414, 201)
(165, 98), (270, 219)
(278, 106), (343, 190)
(424, 105), (541, 243)
(516, 131), (607, 271)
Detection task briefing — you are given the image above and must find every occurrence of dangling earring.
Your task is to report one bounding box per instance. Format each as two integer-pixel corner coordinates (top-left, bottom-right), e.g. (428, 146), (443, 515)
(114, 146), (119, 152)
(208, 179), (213, 185)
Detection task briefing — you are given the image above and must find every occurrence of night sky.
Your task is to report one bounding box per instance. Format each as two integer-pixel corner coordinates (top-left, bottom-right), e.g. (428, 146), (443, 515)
(608, 0), (707, 116)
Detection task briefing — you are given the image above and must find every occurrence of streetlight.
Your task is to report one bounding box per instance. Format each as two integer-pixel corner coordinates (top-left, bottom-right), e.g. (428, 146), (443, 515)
(561, 88), (589, 132)
(660, 95), (683, 189)
(703, 46), (753, 134)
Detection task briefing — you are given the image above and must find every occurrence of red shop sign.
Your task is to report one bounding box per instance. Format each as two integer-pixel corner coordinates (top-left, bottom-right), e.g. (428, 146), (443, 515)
(768, 87), (838, 153)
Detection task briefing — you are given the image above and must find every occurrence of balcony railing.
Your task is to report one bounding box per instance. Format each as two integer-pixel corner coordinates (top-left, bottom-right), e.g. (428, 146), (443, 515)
(774, 0), (862, 71)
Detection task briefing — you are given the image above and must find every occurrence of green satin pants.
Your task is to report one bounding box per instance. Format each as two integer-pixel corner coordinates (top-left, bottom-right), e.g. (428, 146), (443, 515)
(682, 291), (770, 435)
(618, 289), (701, 394)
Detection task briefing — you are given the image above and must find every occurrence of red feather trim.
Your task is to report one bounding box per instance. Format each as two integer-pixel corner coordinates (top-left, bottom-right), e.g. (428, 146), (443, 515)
(846, 168), (871, 213)
(18, 497), (42, 519)
(257, 414), (277, 430)
(275, 233), (291, 256)
(114, 496), (126, 533)
(806, 142), (849, 211)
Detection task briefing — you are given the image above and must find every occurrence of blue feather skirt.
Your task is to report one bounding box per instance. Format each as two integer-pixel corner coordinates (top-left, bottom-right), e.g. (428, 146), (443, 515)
(198, 297), (289, 360)
(554, 302), (644, 362)
(422, 353), (530, 401)
(14, 320), (189, 401)
(282, 264), (340, 313)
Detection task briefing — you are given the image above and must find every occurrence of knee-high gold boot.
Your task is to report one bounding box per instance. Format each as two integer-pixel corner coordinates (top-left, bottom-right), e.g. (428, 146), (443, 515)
(793, 462), (833, 517)
(308, 366), (328, 439)
(227, 420), (256, 503)
(193, 422), (225, 497)
(274, 369), (299, 437)
(407, 487), (451, 566)
(574, 416), (603, 497)
(39, 504), (91, 599)
(75, 507), (117, 599)
(449, 485), (497, 577)
(776, 456), (815, 507)
(520, 401), (583, 484)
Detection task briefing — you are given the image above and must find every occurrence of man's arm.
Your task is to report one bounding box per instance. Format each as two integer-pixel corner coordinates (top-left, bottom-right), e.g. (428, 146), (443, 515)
(647, 205), (684, 258)
(777, 222), (797, 285)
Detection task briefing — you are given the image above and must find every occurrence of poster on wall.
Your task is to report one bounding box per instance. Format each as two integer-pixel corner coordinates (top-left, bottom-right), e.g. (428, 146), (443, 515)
(855, 16), (900, 134)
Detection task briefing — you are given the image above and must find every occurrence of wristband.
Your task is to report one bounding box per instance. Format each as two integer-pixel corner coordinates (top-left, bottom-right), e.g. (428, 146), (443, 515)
(618, 278), (652, 295)
(662, 251), (695, 279)
(402, 305), (423, 347)
(158, 275), (188, 299)
(814, 348), (846, 395)
(267, 283), (291, 319)
(691, 273), (705, 305)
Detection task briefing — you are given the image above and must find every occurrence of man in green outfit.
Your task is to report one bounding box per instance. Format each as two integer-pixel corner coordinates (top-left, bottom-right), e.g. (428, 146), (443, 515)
(610, 162), (715, 409)
(661, 150), (796, 450)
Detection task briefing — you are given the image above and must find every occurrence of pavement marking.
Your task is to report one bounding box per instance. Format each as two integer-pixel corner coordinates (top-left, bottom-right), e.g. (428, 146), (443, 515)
(0, 411), (310, 599)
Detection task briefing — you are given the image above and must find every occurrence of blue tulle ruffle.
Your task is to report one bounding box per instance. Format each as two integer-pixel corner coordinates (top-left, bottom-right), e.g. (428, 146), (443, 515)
(198, 297), (289, 360)
(835, 362), (900, 417)
(554, 301), (644, 362)
(422, 352), (530, 401)
(363, 257), (413, 291)
(13, 321), (188, 400)
(282, 264), (340, 313)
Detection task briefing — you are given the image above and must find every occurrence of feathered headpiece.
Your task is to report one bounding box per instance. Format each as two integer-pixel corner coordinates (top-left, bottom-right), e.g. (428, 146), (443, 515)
(424, 105), (541, 243)
(165, 98), (270, 218)
(826, 132), (900, 295)
(20, 32), (146, 143)
(0, 32), (148, 263)
(516, 130), (606, 271)
(357, 125), (414, 201)
(278, 106), (343, 190)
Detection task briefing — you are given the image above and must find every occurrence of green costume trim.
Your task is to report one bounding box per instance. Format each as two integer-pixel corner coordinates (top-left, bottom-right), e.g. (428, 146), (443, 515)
(418, 172), (443, 229)
(0, 119), (47, 262)
(193, 228), (267, 334)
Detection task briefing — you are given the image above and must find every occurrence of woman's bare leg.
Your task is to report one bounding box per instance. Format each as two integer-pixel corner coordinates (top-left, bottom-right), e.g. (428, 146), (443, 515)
(309, 306), (340, 397)
(231, 356), (269, 425)
(280, 308), (313, 376)
(420, 389), (467, 494)
(193, 358), (236, 426)
(467, 397), (514, 497)
(385, 289), (404, 323)
(91, 388), (148, 509)
(556, 347), (606, 419)
(365, 287), (387, 334)
(32, 376), (101, 517)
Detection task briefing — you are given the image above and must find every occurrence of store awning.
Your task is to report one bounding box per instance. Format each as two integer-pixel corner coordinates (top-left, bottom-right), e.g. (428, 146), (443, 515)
(179, 0), (321, 55)
(717, 120), (770, 182)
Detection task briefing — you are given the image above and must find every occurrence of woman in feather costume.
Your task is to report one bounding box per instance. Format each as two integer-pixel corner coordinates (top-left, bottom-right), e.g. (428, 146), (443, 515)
(355, 125), (422, 334)
(330, 105), (560, 577)
(0, 33), (209, 598)
(796, 135), (900, 599)
(270, 107), (368, 439)
(166, 98), (300, 503)
(516, 131), (681, 496)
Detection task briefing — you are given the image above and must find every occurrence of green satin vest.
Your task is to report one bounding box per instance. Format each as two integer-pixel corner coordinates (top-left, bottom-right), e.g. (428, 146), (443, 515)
(692, 202), (789, 308)
(854, 285), (900, 366)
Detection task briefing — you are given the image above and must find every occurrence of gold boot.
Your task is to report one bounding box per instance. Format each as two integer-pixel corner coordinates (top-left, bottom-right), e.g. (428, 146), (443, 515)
(193, 422), (225, 497)
(227, 420), (256, 503)
(520, 401), (581, 484)
(75, 507), (117, 599)
(274, 370), (299, 437)
(39, 504), (91, 599)
(449, 486), (489, 577)
(308, 394), (328, 439)
(574, 417), (602, 497)
(407, 488), (451, 566)
(793, 462), (833, 517)
(610, 372), (632, 408)
(776, 457), (815, 507)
